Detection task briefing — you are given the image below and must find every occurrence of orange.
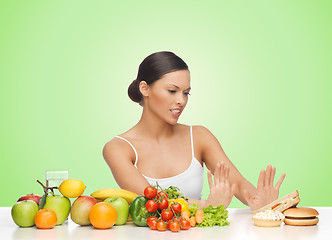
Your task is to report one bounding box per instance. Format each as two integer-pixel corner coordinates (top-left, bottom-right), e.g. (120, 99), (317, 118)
(89, 202), (117, 229)
(34, 209), (57, 229)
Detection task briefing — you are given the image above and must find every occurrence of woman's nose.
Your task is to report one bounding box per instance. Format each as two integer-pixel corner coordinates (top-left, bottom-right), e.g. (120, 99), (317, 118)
(176, 93), (186, 105)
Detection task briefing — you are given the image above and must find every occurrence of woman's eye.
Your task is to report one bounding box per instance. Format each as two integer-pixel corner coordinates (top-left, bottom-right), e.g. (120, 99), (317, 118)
(184, 92), (191, 96)
(168, 90), (176, 93)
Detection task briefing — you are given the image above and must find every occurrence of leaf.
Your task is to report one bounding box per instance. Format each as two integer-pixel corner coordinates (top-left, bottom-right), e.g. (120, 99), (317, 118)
(165, 186), (187, 200)
(197, 205), (230, 227)
(39, 193), (47, 209)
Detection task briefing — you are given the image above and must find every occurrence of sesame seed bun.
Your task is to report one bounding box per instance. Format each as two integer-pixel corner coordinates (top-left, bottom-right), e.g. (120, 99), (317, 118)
(283, 207), (319, 226)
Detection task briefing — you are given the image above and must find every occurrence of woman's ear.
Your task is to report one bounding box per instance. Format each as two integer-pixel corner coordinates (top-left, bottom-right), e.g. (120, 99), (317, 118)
(139, 81), (149, 97)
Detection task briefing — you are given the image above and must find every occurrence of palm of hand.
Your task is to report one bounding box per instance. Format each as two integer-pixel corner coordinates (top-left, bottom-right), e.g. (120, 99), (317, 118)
(207, 162), (237, 208)
(245, 165), (286, 211)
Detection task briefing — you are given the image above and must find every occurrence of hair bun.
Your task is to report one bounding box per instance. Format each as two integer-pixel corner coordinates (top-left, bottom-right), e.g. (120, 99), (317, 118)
(128, 79), (143, 104)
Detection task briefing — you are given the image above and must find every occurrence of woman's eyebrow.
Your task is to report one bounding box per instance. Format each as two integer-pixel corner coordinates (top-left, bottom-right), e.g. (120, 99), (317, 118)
(169, 84), (191, 91)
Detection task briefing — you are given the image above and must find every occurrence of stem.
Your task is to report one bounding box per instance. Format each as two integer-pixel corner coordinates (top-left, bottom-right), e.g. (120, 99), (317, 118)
(36, 180), (58, 195)
(37, 180), (48, 195)
(156, 181), (162, 191)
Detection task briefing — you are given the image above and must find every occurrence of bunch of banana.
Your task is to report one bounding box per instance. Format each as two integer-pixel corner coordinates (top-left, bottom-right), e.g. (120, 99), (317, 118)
(91, 188), (138, 204)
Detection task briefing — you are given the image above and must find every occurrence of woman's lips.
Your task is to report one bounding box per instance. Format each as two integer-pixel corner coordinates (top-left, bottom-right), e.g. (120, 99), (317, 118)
(170, 109), (181, 118)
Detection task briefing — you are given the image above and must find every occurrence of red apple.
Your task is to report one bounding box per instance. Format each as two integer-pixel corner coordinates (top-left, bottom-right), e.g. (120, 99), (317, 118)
(17, 194), (42, 206)
(70, 195), (98, 225)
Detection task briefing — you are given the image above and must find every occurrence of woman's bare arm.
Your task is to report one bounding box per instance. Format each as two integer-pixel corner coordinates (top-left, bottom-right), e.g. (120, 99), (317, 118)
(194, 125), (285, 210)
(103, 138), (150, 196)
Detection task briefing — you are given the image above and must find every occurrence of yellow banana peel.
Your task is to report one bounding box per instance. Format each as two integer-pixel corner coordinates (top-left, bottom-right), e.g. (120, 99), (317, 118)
(91, 188), (138, 204)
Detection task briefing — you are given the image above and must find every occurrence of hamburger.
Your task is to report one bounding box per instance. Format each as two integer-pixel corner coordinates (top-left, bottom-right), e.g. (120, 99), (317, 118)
(283, 207), (319, 226)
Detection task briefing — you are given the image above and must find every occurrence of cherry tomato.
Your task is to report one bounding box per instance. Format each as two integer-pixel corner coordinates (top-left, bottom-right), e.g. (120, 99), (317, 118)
(157, 191), (168, 200)
(145, 200), (158, 212)
(158, 198), (169, 210)
(171, 202), (182, 214)
(169, 198), (189, 212)
(161, 210), (173, 221)
(157, 220), (167, 231)
(167, 218), (179, 229)
(179, 218), (190, 230)
(147, 216), (158, 230)
(168, 220), (181, 232)
(144, 186), (157, 199)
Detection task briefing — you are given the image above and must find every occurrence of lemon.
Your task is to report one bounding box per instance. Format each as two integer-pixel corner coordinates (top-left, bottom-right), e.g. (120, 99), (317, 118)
(58, 179), (86, 198)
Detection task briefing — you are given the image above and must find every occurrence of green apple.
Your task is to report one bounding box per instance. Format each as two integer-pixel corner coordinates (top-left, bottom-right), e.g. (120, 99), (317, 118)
(43, 195), (71, 225)
(70, 195), (98, 225)
(104, 196), (129, 225)
(11, 200), (39, 227)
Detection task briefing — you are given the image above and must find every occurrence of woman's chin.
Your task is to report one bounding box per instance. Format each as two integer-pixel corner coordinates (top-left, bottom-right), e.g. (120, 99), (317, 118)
(164, 117), (178, 125)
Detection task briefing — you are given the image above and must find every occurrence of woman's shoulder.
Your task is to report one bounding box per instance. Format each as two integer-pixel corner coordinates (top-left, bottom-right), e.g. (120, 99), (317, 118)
(105, 125), (138, 146)
(175, 124), (214, 138)
(191, 125), (214, 136)
(103, 134), (136, 160)
(191, 125), (220, 147)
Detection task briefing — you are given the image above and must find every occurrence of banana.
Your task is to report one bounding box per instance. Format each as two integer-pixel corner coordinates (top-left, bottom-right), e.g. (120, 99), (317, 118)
(91, 188), (138, 204)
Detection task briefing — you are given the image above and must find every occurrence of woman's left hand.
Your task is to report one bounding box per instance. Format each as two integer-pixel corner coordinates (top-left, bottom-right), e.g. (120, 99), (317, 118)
(206, 161), (237, 208)
(244, 165), (286, 211)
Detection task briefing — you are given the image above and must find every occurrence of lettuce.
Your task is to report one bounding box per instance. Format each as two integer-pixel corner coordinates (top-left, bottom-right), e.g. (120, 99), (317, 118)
(165, 186), (187, 200)
(197, 205), (230, 227)
(188, 202), (199, 217)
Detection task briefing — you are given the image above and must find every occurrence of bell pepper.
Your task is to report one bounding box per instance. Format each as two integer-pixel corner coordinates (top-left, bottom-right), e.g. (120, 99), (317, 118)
(129, 196), (152, 227)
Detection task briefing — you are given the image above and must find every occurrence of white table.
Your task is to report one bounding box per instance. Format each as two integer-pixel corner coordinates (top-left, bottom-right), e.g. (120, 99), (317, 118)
(1, 207), (331, 240)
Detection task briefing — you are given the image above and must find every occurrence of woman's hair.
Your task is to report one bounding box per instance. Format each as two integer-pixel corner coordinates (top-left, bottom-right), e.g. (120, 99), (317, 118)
(128, 51), (189, 105)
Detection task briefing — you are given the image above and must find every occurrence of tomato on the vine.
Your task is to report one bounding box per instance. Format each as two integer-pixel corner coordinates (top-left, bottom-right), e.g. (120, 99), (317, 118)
(179, 218), (191, 230)
(158, 198), (169, 210)
(168, 220), (181, 232)
(167, 218), (178, 229)
(157, 191), (168, 200)
(145, 200), (158, 212)
(157, 220), (167, 231)
(171, 202), (182, 214)
(161, 210), (173, 221)
(147, 216), (158, 230)
(144, 186), (157, 199)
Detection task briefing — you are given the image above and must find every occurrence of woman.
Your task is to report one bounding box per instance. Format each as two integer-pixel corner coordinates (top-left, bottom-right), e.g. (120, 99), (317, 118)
(103, 51), (285, 210)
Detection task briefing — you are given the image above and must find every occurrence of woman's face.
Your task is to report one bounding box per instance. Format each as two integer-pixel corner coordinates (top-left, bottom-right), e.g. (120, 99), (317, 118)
(144, 70), (191, 125)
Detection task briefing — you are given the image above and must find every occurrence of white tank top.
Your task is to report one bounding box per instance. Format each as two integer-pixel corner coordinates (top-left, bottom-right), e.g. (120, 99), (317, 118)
(115, 126), (204, 199)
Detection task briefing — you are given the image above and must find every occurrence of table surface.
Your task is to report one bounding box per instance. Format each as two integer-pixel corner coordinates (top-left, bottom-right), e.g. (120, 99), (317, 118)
(1, 207), (331, 240)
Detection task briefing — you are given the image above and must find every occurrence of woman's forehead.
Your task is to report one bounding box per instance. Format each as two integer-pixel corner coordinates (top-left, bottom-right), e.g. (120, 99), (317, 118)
(157, 70), (190, 87)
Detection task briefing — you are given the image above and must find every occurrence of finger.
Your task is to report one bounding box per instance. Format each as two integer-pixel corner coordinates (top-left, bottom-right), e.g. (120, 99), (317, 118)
(275, 173), (286, 189)
(225, 166), (230, 185)
(214, 162), (221, 184)
(207, 170), (214, 189)
(219, 162), (226, 183)
(270, 167), (276, 186)
(257, 169), (265, 189)
(265, 165), (272, 186)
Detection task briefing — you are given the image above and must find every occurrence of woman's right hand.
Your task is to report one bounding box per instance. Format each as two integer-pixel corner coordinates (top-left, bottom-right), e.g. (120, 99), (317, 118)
(206, 161), (237, 208)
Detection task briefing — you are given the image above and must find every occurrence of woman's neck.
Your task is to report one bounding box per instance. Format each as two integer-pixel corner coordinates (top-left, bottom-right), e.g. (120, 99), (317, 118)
(135, 109), (177, 141)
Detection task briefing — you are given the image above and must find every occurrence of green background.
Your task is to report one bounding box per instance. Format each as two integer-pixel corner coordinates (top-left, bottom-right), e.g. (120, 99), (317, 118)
(1, 0), (331, 207)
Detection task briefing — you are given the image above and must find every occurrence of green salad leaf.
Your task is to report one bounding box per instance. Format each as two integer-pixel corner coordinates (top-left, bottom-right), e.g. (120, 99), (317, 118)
(197, 205), (230, 227)
(188, 202), (199, 216)
(164, 186), (187, 200)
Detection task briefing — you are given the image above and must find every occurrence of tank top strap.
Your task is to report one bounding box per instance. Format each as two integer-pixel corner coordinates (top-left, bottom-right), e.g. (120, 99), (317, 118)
(190, 125), (195, 159)
(114, 136), (138, 167)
